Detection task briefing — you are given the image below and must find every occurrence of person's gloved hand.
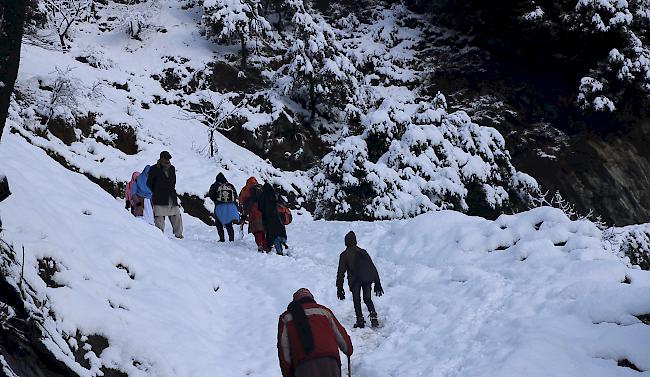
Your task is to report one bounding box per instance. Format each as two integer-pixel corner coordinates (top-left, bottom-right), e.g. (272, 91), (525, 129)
(374, 283), (384, 297)
(125, 200), (130, 210)
(337, 288), (345, 300)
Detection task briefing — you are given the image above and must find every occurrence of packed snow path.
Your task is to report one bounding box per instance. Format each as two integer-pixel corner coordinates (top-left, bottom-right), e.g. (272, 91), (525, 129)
(2, 135), (650, 377)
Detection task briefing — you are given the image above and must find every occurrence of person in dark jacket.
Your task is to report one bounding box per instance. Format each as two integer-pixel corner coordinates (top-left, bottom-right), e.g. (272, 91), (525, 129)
(336, 231), (384, 328)
(278, 288), (353, 377)
(207, 173), (240, 242)
(146, 151), (183, 238)
(258, 182), (287, 255)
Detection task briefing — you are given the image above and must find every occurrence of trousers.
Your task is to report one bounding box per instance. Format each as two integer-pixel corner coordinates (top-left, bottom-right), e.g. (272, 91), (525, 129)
(154, 213), (183, 238)
(351, 282), (376, 322)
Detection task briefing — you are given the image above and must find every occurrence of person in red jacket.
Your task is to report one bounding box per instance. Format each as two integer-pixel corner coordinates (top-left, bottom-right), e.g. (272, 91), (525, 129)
(277, 288), (353, 377)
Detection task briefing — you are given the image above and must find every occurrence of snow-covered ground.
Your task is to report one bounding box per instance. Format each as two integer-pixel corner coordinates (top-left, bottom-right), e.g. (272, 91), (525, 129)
(2, 133), (650, 377)
(2, 1), (650, 376)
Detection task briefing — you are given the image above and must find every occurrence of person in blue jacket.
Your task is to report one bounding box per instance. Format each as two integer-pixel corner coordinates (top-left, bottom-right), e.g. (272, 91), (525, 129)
(208, 173), (240, 242)
(131, 165), (154, 225)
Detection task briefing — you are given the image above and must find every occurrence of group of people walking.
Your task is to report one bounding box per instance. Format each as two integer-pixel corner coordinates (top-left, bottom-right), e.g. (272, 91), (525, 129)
(207, 172), (290, 254)
(124, 151), (291, 254)
(124, 151), (385, 377)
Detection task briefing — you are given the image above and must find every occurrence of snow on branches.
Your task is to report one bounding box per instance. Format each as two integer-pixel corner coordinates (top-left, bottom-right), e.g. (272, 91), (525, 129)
(276, 4), (358, 123)
(522, 0), (650, 112)
(202, 0), (271, 67)
(312, 92), (539, 220)
(41, 0), (92, 49)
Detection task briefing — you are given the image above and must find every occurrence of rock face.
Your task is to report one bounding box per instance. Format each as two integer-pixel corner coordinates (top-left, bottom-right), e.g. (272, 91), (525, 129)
(425, 25), (650, 226)
(514, 125), (650, 225)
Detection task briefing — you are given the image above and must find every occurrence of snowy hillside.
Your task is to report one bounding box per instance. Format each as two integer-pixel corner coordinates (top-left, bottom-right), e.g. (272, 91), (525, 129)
(7, 0), (538, 222)
(2, 0), (650, 376)
(2, 131), (650, 376)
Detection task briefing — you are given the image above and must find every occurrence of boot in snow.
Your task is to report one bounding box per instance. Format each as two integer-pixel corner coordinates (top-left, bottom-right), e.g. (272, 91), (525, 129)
(370, 316), (379, 328)
(353, 320), (365, 329)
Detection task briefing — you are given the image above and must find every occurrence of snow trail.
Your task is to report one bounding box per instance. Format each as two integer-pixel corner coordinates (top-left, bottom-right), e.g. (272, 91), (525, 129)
(2, 135), (650, 376)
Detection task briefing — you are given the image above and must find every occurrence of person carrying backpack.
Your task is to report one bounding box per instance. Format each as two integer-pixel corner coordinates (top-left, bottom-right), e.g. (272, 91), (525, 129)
(336, 231), (384, 328)
(131, 165), (154, 225)
(147, 151), (183, 238)
(277, 288), (353, 377)
(238, 177), (266, 251)
(258, 183), (287, 255)
(208, 173), (240, 242)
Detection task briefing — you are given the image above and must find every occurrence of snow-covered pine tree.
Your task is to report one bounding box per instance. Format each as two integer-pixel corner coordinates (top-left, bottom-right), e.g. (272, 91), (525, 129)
(521, 0), (650, 112)
(276, 2), (358, 124)
(202, 0), (271, 68)
(311, 92), (539, 220)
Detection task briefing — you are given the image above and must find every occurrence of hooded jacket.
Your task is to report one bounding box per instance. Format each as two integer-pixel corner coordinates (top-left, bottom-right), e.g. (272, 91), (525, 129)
(238, 177), (264, 233)
(125, 172), (140, 204)
(278, 299), (352, 377)
(336, 231), (381, 290)
(208, 173), (238, 205)
(132, 166), (153, 199)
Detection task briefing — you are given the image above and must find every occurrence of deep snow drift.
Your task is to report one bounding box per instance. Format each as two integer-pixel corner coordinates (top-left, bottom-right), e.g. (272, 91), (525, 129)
(1, 134), (649, 377)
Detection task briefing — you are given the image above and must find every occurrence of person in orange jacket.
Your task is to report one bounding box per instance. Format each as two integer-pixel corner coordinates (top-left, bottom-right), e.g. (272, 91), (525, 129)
(278, 288), (353, 377)
(239, 177), (267, 251)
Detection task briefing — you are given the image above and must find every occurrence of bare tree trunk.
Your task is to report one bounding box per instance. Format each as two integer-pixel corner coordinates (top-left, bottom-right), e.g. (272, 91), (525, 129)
(58, 32), (67, 50)
(0, 0), (28, 143)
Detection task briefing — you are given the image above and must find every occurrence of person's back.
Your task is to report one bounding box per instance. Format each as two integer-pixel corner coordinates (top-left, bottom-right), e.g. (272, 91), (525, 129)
(239, 177), (266, 251)
(278, 288), (352, 377)
(208, 173), (239, 242)
(259, 183), (287, 254)
(336, 231), (384, 328)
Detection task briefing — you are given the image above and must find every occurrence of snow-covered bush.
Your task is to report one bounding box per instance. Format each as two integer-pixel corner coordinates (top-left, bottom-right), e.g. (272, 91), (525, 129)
(311, 93), (539, 220)
(73, 45), (115, 69)
(119, 0), (160, 39)
(44, 66), (83, 126)
(607, 225), (650, 270)
(201, 0), (271, 67)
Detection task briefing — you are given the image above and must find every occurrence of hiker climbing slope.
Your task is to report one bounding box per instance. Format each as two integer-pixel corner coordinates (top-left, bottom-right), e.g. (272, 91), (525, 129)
(238, 177), (266, 251)
(208, 173), (240, 242)
(258, 183), (287, 255)
(277, 288), (353, 377)
(336, 231), (384, 328)
(147, 151), (183, 238)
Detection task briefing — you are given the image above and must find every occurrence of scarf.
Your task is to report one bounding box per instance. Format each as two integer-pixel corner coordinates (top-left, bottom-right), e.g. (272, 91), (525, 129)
(287, 297), (316, 354)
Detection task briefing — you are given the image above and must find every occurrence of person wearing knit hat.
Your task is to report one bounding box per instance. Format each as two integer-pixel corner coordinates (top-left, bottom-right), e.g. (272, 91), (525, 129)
(278, 289), (353, 377)
(336, 231), (384, 328)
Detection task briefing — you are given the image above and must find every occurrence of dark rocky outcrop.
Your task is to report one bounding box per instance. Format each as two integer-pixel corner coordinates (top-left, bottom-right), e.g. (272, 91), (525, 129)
(423, 24), (650, 226)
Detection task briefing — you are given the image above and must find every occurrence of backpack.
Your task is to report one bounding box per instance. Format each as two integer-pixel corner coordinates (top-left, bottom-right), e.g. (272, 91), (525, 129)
(216, 183), (237, 203)
(277, 203), (292, 225)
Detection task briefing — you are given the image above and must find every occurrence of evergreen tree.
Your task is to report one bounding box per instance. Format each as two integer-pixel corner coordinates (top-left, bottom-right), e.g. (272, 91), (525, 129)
(276, 2), (358, 123)
(202, 0), (271, 68)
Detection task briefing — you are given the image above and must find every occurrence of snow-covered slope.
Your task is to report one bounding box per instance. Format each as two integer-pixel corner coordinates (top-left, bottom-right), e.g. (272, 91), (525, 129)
(2, 133), (649, 376)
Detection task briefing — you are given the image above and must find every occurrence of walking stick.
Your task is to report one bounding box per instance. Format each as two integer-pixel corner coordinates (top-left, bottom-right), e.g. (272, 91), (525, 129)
(347, 355), (351, 377)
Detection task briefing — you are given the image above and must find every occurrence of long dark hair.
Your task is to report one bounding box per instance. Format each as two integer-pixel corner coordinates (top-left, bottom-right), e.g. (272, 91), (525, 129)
(287, 297), (315, 354)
